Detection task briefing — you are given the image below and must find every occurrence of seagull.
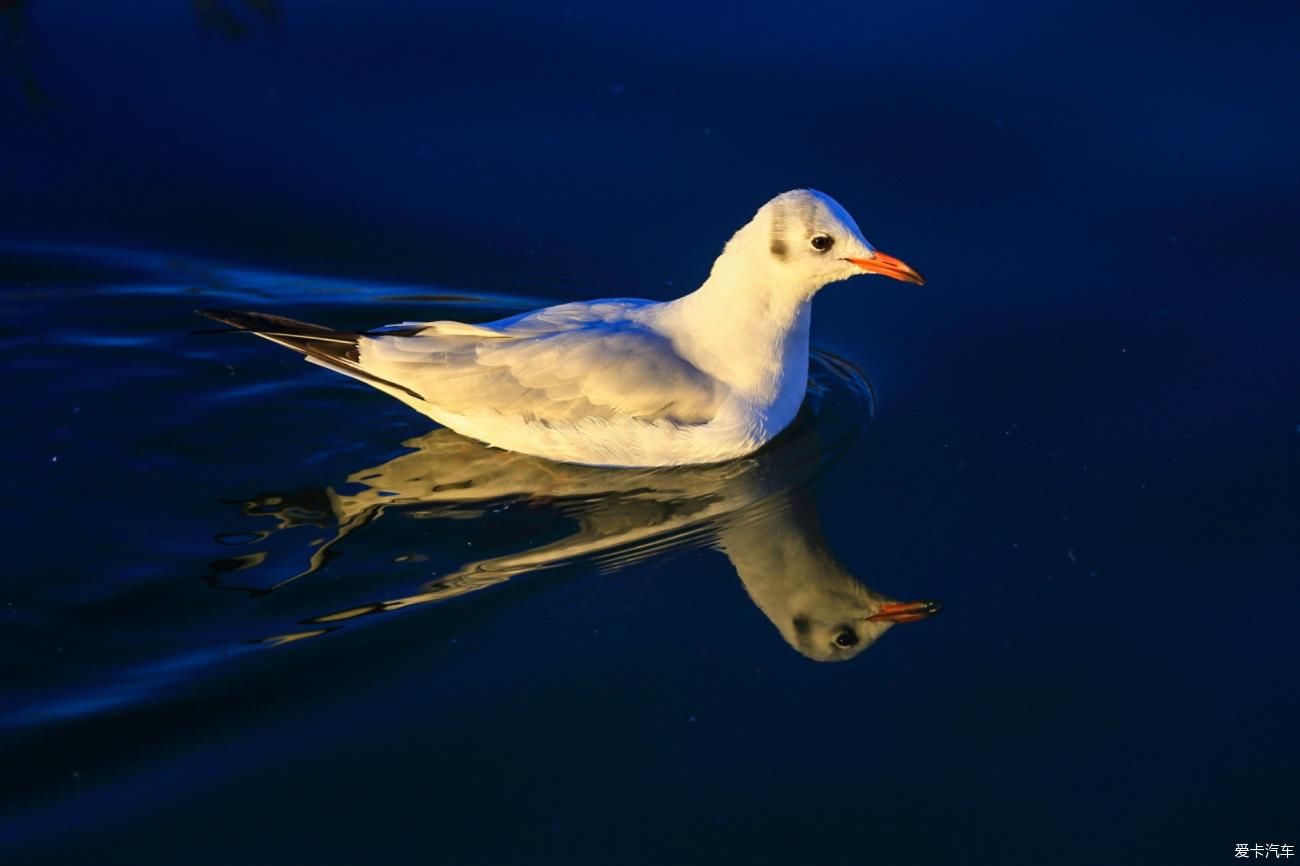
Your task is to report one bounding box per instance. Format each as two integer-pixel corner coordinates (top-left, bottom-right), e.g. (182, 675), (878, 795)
(201, 189), (923, 467)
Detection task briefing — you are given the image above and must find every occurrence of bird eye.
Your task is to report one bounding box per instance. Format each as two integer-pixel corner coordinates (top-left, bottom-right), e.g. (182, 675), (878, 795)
(833, 630), (859, 648)
(810, 235), (834, 252)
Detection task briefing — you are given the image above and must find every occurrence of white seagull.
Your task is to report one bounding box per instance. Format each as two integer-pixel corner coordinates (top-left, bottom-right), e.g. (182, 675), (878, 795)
(202, 189), (923, 467)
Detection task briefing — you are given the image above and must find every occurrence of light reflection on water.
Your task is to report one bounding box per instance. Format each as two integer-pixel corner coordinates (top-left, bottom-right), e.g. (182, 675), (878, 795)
(210, 352), (940, 661)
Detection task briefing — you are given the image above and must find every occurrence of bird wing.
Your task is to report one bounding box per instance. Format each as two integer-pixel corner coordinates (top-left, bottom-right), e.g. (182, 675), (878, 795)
(356, 302), (726, 425)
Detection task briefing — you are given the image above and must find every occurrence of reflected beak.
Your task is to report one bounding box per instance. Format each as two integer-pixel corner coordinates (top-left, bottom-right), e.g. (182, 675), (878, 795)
(865, 600), (943, 624)
(843, 251), (926, 285)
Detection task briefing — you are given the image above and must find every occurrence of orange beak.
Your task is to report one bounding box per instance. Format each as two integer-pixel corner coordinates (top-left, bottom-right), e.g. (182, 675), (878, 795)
(865, 600), (943, 624)
(843, 251), (926, 286)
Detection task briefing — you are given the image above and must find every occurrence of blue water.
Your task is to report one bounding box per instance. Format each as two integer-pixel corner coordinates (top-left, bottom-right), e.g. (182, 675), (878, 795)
(2, 1), (1298, 863)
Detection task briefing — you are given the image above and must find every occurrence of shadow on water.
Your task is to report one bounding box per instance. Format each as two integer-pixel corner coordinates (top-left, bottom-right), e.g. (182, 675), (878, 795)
(0, 0), (46, 108)
(207, 352), (940, 662)
(192, 0), (279, 41)
(1, 0), (280, 113)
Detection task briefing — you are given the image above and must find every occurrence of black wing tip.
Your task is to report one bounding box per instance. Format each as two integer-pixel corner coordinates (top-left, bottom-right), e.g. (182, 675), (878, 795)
(196, 308), (245, 327)
(194, 308), (338, 336)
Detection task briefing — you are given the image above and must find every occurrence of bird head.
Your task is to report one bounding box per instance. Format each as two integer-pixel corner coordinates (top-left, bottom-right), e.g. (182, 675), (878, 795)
(729, 189), (924, 297)
(778, 589), (943, 663)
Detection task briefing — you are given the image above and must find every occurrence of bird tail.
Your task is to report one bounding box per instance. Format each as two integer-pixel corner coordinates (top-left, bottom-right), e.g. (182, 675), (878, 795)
(197, 309), (426, 403)
(199, 308), (362, 363)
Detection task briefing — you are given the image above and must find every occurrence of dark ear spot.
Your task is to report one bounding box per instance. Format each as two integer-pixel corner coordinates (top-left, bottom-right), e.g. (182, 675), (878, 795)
(769, 201), (788, 260)
(792, 615), (812, 636)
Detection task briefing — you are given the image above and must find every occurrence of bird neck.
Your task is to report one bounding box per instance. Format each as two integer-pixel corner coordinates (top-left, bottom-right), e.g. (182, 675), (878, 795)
(662, 250), (813, 402)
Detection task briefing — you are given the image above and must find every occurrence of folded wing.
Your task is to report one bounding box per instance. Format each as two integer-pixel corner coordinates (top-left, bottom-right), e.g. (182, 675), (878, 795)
(357, 304), (726, 426)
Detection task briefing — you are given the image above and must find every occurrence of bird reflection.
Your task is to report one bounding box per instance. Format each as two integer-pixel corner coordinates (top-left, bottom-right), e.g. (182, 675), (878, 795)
(210, 354), (939, 661)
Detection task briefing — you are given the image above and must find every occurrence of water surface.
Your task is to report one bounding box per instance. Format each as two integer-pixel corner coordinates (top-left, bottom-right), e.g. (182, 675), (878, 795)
(2, 0), (1297, 862)
(1, 240), (1294, 864)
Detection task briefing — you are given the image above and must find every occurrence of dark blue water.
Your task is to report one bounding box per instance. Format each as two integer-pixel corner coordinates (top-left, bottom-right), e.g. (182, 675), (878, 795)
(2, 2), (1297, 863)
